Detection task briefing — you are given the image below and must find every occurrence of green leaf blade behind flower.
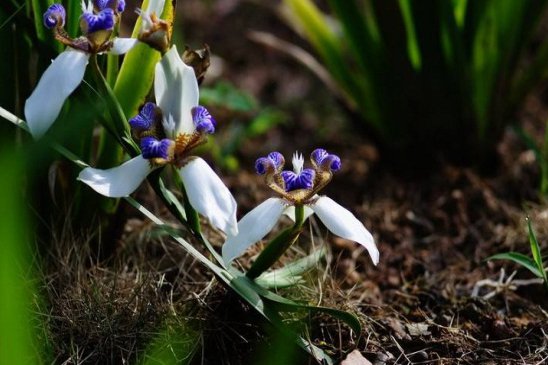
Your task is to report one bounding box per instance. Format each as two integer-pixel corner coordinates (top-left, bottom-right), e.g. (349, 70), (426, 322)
(113, 0), (175, 119)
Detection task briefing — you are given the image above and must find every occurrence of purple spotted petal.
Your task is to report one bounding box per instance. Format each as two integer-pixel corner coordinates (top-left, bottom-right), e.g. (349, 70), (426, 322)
(94, 0), (125, 12)
(311, 148), (341, 172)
(192, 106), (216, 134)
(324, 154), (341, 171)
(141, 136), (174, 160)
(255, 157), (273, 175)
(311, 148), (328, 166)
(80, 8), (114, 34)
(268, 152), (285, 170)
(281, 168), (315, 191)
(117, 0), (125, 13)
(43, 3), (66, 29)
(129, 102), (156, 131)
(94, 0), (109, 10)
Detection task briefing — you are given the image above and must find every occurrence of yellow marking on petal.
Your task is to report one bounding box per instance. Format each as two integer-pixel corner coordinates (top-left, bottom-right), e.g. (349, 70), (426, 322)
(175, 133), (192, 153)
(286, 189), (312, 205)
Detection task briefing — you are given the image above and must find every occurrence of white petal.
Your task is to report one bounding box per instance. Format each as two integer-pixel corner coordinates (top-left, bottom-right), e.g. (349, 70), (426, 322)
(146, 0), (165, 15)
(179, 158), (238, 235)
(222, 198), (286, 264)
(154, 45), (199, 136)
(110, 38), (138, 55)
(310, 196), (379, 265)
(24, 49), (89, 138)
(77, 155), (154, 197)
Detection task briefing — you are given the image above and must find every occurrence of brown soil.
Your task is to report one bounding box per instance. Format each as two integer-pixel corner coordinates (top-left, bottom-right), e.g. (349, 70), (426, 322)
(38, 1), (548, 364)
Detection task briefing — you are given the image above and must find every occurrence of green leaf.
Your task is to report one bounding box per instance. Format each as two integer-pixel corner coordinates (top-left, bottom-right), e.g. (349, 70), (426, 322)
(140, 321), (200, 365)
(89, 55), (140, 155)
(0, 146), (40, 365)
(30, 0), (52, 41)
(256, 246), (326, 288)
(246, 227), (301, 279)
(200, 81), (258, 112)
(229, 275), (334, 365)
(246, 108), (286, 137)
(398, 0), (422, 70)
(488, 252), (543, 278)
(326, 0), (384, 127)
(65, 0), (81, 38)
(283, 0), (362, 113)
(113, 0), (175, 119)
(247, 276), (361, 336)
(526, 218), (548, 283)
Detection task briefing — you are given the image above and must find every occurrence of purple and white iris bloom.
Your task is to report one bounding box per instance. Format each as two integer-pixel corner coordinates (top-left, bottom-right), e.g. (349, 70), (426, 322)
(222, 150), (379, 265)
(24, 1), (137, 138)
(78, 45), (238, 235)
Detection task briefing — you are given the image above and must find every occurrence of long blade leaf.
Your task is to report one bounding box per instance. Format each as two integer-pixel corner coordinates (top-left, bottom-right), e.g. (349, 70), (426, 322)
(488, 252), (543, 278)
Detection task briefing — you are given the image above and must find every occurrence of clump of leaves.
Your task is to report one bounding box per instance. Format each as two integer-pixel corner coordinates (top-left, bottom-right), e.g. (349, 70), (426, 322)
(489, 218), (548, 291)
(266, 0), (548, 166)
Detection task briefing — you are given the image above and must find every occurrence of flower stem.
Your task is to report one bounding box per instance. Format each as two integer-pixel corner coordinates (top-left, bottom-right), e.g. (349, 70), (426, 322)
(246, 205), (305, 280)
(181, 184), (202, 235)
(294, 204), (305, 229)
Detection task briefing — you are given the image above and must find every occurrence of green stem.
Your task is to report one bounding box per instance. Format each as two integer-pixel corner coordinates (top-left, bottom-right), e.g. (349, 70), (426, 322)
(181, 184), (202, 235)
(294, 204), (305, 229)
(246, 205), (305, 279)
(89, 55), (139, 156)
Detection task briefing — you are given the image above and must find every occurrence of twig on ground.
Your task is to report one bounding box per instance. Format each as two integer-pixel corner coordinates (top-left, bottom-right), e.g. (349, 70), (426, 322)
(472, 268), (543, 300)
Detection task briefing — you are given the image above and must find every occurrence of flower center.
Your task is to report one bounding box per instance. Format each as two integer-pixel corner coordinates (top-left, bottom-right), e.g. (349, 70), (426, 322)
(129, 103), (215, 167)
(43, 1), (125, 54)
(255, 149), (341, 204)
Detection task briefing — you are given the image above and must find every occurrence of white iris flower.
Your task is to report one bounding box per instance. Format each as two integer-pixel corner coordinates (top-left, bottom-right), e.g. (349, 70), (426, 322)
(78, 45), (238, 236)
(222, 150), (379, 265)
(24, 1), (137, 138)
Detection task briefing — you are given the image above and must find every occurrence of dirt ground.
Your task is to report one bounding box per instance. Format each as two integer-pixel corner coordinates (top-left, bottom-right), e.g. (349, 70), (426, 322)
(181, 1), (548, 363)
(38, 1), (548, 364)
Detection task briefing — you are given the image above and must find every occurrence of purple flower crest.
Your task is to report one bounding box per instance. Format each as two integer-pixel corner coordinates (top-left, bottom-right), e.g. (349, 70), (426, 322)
(80, 7), (115, 34)
(311, 148), (341, 172)
(192, 106), (216, 134)
(43, 3), (66, 29)
(140, 137), (174, 160)
(255, 151), (285, 175)
(281, 168), (315, 191)
(94, 0), (125, 13)
(130, 102), (157, 131)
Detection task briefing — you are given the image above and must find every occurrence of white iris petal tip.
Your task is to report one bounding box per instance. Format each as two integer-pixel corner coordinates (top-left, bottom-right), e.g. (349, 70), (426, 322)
(179, 158), (238, 235)
(77, 155), (154, 197)
(311, 196), (379, 265)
